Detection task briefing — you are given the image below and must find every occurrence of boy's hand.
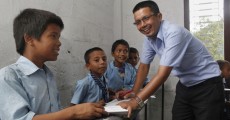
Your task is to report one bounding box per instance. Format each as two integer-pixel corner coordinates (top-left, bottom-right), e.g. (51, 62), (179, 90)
(97, 99), (105, 106)
(108, 89), (117, 100)
(72, 103), (108, 119)
(108, 89), (116, 95)
(123, 91), (135, 99)
(116, 90), (135, 100)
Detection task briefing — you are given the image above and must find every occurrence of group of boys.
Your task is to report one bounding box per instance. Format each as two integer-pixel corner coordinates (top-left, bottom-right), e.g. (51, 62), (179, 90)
(0, 8), (142, 119)
(0, 0), (229, 120)
(70, 40), (142, 105)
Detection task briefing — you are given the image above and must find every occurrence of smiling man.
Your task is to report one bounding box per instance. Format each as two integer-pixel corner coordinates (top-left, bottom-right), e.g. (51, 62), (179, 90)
(119, 1), (224, 120)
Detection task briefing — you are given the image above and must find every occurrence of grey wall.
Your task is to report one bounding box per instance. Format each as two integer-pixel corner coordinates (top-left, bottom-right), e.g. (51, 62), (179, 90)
(0, 0), (184, 120)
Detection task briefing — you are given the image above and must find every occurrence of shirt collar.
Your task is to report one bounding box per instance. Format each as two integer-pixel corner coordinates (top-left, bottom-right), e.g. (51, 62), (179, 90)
(147, 20), (164, 41)
(16, 56), (50, 76)
(89, 73), (104, 80)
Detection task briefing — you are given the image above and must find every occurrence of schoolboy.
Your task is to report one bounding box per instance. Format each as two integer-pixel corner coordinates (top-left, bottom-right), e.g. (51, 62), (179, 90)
(217, 60), (230, 80)
(217, 60), (230, 120)
(71, 47), (109, 104)
(0, 8), (106, 120)
(105, 39), (136, 99)
(127, 47), (149, 86)
(127, 47), (140, 69)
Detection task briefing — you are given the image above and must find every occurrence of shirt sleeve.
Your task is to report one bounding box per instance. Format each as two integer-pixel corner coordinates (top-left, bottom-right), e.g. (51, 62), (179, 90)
(71, 80), (88, 104)
(160, 27), (190, 67)
(140, 38), (156, 64)
(0, 67), (35, 120)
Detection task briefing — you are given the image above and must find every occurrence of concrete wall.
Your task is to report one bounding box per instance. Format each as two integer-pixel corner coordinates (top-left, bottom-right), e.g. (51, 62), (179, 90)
(0, 0), (184, 120)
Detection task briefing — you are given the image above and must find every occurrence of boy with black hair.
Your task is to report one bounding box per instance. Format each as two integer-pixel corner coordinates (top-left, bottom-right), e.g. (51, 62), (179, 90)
(127, 47), (149, 87)
(217, 60), (230, 120)
(105, 39), (137, 100)
(71, 47), (109, 104)
(217, 60), (230, 80)
(0, 8), (106, 120)
(127, 47), (140, 69)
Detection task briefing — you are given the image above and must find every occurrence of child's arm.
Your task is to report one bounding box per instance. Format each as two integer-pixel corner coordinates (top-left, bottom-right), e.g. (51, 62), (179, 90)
(0, 68), (107, 120)
(71, 80), (87, 104)
(0, 68), (36, 120)
(116, 89), (133, 100)
(32, 103), (107, 120)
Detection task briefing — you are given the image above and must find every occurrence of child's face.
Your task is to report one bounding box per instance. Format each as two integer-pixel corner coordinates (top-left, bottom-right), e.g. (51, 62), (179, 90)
(222, 63), (230, 79)
(86, 50), (107, 77)
(31, 23), (61, 62)
(127, 52), (139, 67)
(112, 44), (129, 66)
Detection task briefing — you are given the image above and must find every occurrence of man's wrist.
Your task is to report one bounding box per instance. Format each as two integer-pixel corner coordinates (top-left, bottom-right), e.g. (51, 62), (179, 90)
(134, 96), (145, 109)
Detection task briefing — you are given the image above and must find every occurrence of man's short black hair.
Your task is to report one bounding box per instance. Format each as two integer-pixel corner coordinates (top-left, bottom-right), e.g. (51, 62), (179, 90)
(133, 0), (160, 14)
(111, 39), (129, 53)
(84, 47), (104, 64)
(13, 8), (64, 55)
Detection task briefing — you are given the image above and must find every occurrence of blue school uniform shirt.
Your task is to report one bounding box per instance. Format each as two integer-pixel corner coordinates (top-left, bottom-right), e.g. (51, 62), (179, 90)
(140, 20), (220, 87)
(0, 56), (60, 120)
(105, 61), (136, 91)
(133, 67), (150, 86)
(71, 73), (105, 104)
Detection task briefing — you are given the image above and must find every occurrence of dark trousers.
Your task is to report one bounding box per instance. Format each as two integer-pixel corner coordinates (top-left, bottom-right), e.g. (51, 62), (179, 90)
(224, 105), (230, 120)
(172, 76), (224, 120)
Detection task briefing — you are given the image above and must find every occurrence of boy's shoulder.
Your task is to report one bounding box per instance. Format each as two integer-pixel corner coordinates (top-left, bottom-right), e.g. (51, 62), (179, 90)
(106, 61), (135, 71)
(76, 74), (94, 85)
(107, 61), (113, 66)
(125, 62), (133, 68)
(0, 63), (20, 82)
(0, 63), (18, 74)
(105, 61), (115, 71)
(124, 62), (136, 71)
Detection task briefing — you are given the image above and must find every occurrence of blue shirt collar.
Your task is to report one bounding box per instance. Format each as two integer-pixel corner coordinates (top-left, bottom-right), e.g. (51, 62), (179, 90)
(147, 20), (164, 41)
(16, 56), (51, 76)
(88, 73), (104, 80)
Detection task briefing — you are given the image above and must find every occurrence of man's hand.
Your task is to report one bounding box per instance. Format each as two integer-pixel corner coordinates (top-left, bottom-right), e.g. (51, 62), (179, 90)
(118, 98), (139, 118)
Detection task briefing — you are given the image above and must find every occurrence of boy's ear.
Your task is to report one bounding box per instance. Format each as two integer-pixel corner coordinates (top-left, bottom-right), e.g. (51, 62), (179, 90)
(111, 52), (115, 57)
(24, 34), (34, 46)
(85, 63), (90, 70)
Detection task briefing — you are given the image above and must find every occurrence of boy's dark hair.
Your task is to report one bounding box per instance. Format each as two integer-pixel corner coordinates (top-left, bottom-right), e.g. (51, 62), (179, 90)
(111, 39), (129, 53)
(84, 47), (104, 64)
(129, 47), (139, 55)
(13, 8), (64, 55)
(217, 60), (229, 70)
(133, 0), (160, 14)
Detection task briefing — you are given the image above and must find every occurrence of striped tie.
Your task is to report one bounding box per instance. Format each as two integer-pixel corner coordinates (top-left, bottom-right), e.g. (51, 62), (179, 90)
(91, 72), (109, 103)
